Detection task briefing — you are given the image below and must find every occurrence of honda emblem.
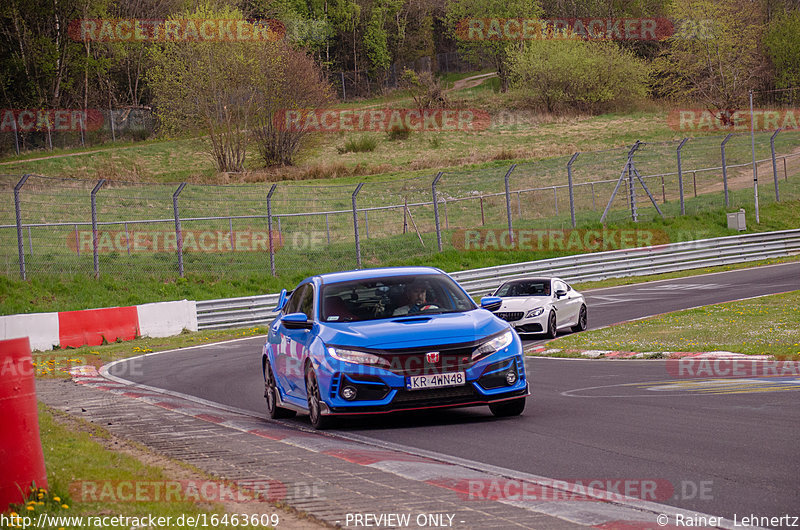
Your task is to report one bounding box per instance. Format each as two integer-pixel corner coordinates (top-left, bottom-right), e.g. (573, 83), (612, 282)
(425, 351), (440, 364)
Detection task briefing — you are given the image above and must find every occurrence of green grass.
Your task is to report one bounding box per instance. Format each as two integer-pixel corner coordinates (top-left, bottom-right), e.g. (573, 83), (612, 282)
(5, 67), (793, 185)
(549, 291), (800, 360)
(4, 405), (273, 528)
(2, 192), (799, 315)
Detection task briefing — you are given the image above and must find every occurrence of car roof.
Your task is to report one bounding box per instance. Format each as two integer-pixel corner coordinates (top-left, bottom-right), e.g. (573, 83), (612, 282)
(316, 266), (444, 285)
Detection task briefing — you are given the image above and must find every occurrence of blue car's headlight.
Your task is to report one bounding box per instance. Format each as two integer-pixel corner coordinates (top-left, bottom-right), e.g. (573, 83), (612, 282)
(471, 330), (514, 360)
(526, 307), (544, 318)
(328, 347), (390, 368)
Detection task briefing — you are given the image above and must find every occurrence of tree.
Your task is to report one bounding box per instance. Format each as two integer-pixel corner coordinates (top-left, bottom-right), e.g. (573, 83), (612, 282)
(508, 39), (649, 113)
(651, 0), (764, 111)
(147, 4), (331, 172)
(444, 0), (544, 92)
(764, 10), (800, 93)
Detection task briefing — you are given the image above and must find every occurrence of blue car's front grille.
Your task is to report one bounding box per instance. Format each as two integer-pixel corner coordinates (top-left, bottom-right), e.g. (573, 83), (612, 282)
(375, 345), (476, 376)
(392, 385), (477, 404)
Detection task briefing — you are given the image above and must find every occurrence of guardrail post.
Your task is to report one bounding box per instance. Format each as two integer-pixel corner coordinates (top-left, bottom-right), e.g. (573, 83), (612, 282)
(771, 128), (781, 201)
(172, 183), (187, 277)
(352, 183), (364, 267)
(677, 138), (688, 215)
(90, 179), (106, 279)
(504, 164), (516, 244)
(267, 184), (277, 277)
(567, 153), (579, 228)
(14, 175), (30, 279)
(432, 172), (444, 252)
(720, 133), (733, 207)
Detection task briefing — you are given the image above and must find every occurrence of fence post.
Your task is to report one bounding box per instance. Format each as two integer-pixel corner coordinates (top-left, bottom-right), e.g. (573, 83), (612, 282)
(504, 164), (516, 244)
(352, 183), (364, 267)
(12, 116), (20, 155)
(771, 128), (782, 201)
(749, 89), (759, 223)
(341, 72), (346, 100)
(720, 133), (733, 207)
(432, 172), (444, 252)
(567, 152), (579, 228)
(90, 179), (106, 279)
(267, 184), (277, 277)
(172, 183), (187, 277)
(677, 138), (688, 215)
(14, 175), (30, 279)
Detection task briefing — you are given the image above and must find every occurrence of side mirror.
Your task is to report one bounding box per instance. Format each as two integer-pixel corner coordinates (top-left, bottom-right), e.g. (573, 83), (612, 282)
(555, 289), (567, 298)
(480, 296), (503, 312)
(282, 312), (313, 330)
(273, 289), (289, 312)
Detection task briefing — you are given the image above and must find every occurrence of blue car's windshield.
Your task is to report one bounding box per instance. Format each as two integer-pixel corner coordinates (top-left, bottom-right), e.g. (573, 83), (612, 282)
(320, 274), (476, 322)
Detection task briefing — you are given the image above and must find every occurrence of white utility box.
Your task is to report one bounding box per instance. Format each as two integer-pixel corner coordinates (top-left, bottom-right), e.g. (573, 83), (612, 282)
(727, 209), (746, 231)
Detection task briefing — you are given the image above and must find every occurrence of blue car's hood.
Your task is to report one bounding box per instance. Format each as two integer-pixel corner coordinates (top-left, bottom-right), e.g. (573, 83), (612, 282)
(319, 309), (507, 349)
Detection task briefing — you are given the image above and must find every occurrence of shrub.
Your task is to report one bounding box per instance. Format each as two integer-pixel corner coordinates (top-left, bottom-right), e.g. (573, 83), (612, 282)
(338, 135), (378, 154)
(508, 39), (649, 114)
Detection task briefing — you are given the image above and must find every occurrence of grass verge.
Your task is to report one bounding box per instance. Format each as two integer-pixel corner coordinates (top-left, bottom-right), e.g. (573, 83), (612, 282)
(549, 291), (800, 360)
(2, 404), (280, 529)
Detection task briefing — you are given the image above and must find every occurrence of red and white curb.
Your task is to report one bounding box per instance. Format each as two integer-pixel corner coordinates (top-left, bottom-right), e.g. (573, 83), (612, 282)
(59, 362), (757, 529)
(526, 345), (773, 361)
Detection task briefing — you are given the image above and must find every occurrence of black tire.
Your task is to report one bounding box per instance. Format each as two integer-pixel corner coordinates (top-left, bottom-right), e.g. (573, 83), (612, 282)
(571, 305), (587, 333)
(264, 361), (296, 419)
(489, 397), (526, 417)
(544, 310), (557, 339)
(305, 365), (334, 430)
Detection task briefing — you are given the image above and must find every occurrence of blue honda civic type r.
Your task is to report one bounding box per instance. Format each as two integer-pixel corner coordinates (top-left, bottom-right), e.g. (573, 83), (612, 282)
(261, 266), (529, 429)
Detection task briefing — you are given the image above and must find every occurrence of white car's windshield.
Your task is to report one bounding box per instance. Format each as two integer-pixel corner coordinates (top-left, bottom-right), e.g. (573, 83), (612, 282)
(321, 274), (476, 322)
(495, 280), (551, 297)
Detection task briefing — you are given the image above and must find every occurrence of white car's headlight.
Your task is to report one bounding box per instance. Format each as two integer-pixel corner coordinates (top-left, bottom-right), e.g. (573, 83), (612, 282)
(328, 347), (390, 367)
(526, 307), (544, 318)
(472, 330), (514, 360)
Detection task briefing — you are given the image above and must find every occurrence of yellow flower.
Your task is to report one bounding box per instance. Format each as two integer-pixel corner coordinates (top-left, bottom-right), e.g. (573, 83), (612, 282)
(53, 496), (61, 502)
(26, 506), (34, 511)
(61, 504), (69, 509)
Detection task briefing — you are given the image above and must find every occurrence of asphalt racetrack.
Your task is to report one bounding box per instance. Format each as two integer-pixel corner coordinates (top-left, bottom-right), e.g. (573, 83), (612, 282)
(109, 262), (800, 523)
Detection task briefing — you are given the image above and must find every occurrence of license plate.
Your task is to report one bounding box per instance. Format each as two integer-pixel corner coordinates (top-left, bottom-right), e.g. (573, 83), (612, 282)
(406, 372), (465, 390)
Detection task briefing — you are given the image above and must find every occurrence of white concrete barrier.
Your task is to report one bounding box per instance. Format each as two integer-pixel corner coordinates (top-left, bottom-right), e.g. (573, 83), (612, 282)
(137, 300), (198, 338)
(0, 313), (60, 352)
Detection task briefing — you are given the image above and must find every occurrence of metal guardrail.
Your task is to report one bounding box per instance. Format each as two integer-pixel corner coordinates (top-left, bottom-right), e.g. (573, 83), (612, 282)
(196, 229), (800, 329)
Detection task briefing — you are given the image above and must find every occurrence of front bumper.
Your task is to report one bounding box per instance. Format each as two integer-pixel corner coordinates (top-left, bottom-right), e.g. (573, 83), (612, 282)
(322, 355), (529, 415)
(495, 312), (547, 334)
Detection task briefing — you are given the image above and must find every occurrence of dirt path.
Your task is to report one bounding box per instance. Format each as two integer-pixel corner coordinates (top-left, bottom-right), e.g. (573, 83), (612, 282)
(447, 71), (497, 92)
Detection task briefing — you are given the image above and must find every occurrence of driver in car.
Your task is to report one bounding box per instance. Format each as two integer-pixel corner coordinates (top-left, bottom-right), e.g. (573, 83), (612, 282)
(393, 281), (438, 315)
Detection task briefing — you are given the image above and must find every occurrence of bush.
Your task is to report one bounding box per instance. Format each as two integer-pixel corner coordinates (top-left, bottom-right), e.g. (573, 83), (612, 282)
(338, 135), (378, 154)
(508, 39), (649, 114)
(386, 126), (411, 141)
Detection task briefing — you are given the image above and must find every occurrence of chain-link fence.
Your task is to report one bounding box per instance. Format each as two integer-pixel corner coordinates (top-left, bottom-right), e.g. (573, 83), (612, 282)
(0, 108), (156, 157)
(2, 129), (799, 281)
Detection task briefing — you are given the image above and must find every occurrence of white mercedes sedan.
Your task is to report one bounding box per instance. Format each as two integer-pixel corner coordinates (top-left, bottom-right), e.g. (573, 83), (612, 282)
(491, 277), (587, 338)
